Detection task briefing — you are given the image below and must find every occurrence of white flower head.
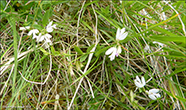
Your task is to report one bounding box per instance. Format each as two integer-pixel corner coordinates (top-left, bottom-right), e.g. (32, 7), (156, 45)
(43, 40), (52, 48)
(20, 26), (30, 31)
(38, 33), (53, 48)
(105, 46), (122, 61)
(28, 29), (39, 39)
(116, 28), (128, 41)
(37, 33), (52, 42)
(134, 76), (146, 88)
(153, 41), (164, 47)
(146, 89), (161, 100)
(46, 21), (57, 32)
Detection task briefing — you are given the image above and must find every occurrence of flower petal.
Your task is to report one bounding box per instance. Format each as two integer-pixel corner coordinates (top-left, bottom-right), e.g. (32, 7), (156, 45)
(20, 27), (26, 31)
(134, 76), (146, 88)
(120, 28), (126, 34)
(149, 94), (157, 100)
(141, 76), (146, 86)
(52, 24), (57, 29)
(118, 32), (128, 40)
(28, 29), (39, 36)
(136, 76), (140, 82)
(149, 89), (159, 93)
(28, 30), (33, 36)
(116, 28), (121, 40)
(44, 33), (52, 39)
(37, 33), (44, 42)
(105, 47), (115, 55)
(109, 52), (116, 61)
(48, 21), (53, 27)
(155, 93), (161, 97)
(135, 82), (143, 88)
(25, 26), (30, 29)
(46, 27), (53, 33)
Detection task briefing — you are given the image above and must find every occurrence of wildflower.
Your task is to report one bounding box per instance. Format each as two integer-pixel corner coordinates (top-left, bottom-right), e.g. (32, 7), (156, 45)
(39, 33), (53, 48)
(105, 46), (121, 61)
(116, 28), (128, 41)
(134, 76), (146, 88)
(46, 21), (57, 32)
(35, 33), (52, 42)
(153, 41), (164, 47)
(28, 29), (39, 39)
(146, 89), (161, 100)
(43, 40), (52, 48)
(20, 26), (30, 31)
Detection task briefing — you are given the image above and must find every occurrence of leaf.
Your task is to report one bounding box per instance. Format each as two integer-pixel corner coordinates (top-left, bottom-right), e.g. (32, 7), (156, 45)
(51, 46), (60, 56)
(150, 36), (186, 44)
(123, 74), (129, 86)
(74, 45), (83, 55)
(87, 44), (95, 53)
(42, 9), (50, 27)
(80, 54), (88, 62)
(33, 24), (43, 30)
(40, 47), (49, 55)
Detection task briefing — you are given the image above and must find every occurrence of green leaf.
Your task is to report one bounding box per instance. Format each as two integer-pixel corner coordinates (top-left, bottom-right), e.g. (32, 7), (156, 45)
(123, 74), (129, 86)
(81, 20), (93, 32)
(42, 9), (50, 27)
(80, 54), (88, 62)
(150, 36), (186, 44)
(40, 47), (49, 55)
(74, 45), (83, 55)
(87, 44), (95, 53)
(33, 24), (43, 30)
(51, 46), (60, 56)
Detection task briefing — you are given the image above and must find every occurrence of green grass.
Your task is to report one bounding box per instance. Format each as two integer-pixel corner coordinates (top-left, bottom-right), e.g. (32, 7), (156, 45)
(0, 0), (186, 109)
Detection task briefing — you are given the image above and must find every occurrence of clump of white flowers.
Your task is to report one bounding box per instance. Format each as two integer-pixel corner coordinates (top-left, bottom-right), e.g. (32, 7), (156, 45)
(105, 28), (128, 61)
(134, 75), (161, 100)
(20, 21), (57, 48)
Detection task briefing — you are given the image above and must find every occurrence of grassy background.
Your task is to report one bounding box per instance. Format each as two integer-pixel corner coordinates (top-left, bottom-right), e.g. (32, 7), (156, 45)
(0, 0), (186, 109)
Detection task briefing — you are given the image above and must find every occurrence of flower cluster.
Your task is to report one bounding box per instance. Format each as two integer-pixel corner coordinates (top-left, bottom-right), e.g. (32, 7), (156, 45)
(20, 21), (57, 48)
(105, 28), (128, 61)
(134, 76), (161, 100)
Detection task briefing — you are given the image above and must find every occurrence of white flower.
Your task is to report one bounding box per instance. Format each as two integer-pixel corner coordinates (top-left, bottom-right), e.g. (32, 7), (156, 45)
(43, 40), (52, 48)
(153, 41), (164, 47)
(134, 76), (146, 88)
(28, 29), (39, 39)
(146, 89), (161, 100)
(36, 33), (52, 42)
(20, 26), (30, 31)
(46, 21), (57, 32)
(105, 46), (121, 61)
(116, 28), (128, 41)
(35, 33), (52, 48)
